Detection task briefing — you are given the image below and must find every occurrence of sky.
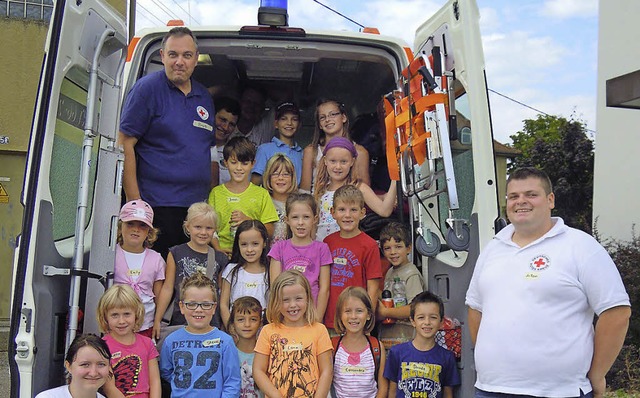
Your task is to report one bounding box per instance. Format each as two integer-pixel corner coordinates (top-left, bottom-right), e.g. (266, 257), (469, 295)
(134, 0), (599, 144)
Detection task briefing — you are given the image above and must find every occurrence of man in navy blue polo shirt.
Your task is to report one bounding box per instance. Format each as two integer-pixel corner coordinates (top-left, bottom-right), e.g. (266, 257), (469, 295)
(119, 27), (215, 259)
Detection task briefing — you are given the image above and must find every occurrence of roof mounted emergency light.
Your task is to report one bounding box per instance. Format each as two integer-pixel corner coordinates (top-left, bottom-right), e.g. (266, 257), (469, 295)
(258, 0), (288, 27)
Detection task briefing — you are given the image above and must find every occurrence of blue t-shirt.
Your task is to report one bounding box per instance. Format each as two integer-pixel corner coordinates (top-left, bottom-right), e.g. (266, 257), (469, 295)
(160, 327), (241, 398)
(120, 70), (215, 207)
(384, 341), (460, 398)
(252, 137), (303, 185)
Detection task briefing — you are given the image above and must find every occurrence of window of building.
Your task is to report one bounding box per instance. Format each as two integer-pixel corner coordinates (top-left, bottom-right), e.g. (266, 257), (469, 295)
(1, 0), (53, 21)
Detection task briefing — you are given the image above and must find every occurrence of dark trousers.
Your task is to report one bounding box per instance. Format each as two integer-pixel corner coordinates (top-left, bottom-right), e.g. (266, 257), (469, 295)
(152, 206), (190, 260)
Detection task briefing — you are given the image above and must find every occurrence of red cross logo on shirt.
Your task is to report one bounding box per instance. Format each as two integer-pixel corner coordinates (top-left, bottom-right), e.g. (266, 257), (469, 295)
(196, 105), (209, 121)
(529, 255), (550, 271)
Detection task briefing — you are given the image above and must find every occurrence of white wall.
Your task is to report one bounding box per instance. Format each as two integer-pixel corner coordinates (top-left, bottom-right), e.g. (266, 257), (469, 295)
(593, 0), (640, 242)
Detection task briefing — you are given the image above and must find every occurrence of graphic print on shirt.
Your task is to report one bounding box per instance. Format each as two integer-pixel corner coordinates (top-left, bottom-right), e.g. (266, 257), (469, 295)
(283, 254), (317, 276)
(178, 256), (207, 278)
(268, 333), (318, 397)
(398, 362), (443, 398)
(171, 344), (221, 390)
(330, 248), (360, 288)
(240, 360), (259, 398)
(112, 353), (142, 392)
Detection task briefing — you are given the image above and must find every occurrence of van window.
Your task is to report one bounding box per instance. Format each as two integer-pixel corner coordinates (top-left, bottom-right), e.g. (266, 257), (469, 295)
(49, 70), (98, 242)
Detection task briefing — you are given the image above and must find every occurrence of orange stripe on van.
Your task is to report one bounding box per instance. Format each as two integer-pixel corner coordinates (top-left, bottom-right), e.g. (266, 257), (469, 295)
(126, 37), (140, 62)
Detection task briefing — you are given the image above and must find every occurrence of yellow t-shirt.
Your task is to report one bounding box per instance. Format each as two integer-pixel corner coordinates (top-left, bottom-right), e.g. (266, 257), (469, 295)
(254, 322), (332, 397)
(208, 183), (279, 250)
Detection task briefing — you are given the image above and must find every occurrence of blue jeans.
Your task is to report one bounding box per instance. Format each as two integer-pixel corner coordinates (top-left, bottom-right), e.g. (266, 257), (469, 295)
(475, 388), (594, 398)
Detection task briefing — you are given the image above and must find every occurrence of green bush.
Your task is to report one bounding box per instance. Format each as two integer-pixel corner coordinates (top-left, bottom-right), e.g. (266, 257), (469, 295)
(599, 229), (640, 391)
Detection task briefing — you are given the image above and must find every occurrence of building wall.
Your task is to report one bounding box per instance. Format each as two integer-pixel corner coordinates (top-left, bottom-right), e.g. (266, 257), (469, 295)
(593, 0), (640, 242)
(0, 17), (49, 320)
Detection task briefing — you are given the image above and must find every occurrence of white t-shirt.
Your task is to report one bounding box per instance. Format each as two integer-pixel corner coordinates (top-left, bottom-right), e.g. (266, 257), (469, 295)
(211, 145), (230, 185)
(35, 385), (106, 398)
(221, 263), (268, 308)
(465, 217), (630, 397)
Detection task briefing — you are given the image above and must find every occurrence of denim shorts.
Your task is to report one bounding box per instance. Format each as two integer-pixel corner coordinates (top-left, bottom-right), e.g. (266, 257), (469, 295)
(475, 388), (594, 398)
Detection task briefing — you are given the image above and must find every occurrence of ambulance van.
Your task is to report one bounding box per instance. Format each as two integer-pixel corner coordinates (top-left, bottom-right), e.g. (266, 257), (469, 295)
(9, 0), (499, 396)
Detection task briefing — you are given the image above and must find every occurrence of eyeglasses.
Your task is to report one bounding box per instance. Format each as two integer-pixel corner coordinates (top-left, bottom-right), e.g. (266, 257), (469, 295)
(270, 172), (292, 178)
(318, 111), (342, 123)
(182, 301), (216, 310)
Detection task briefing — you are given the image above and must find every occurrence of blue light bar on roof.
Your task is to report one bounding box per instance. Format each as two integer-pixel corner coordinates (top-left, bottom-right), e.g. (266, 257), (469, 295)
(258, 0), (288, 27)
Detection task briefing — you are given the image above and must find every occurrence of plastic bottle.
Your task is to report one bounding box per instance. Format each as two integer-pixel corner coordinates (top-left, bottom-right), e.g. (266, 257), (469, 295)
(381, 290), (395, 324)
(392, 277), (407, 307)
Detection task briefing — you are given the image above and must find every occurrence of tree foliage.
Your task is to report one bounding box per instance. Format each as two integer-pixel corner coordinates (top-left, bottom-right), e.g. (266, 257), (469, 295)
(508, 114), (594, 233)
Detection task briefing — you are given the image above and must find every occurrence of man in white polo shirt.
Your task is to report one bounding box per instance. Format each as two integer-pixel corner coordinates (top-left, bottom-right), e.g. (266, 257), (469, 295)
(466, 167), (630, 398)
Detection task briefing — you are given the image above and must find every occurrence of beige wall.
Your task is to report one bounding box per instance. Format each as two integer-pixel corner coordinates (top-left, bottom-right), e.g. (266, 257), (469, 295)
(0, 18), (49, 319)
(593, 0), (640, 242)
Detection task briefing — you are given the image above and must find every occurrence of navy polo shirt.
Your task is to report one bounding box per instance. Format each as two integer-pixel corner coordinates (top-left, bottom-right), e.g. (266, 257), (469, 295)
(120, 70), (215, 207)
(252, 137), (303, 185)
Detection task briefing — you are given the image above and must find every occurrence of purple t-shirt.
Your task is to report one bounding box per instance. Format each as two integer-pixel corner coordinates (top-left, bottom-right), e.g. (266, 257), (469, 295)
(268, 240), (332, 303)
(119, 70), (215, 207)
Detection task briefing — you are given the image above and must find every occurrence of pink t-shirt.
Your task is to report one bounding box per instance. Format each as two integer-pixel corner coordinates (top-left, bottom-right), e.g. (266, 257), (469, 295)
(268, 240), (332, 303)
(103, 334), (159, 398)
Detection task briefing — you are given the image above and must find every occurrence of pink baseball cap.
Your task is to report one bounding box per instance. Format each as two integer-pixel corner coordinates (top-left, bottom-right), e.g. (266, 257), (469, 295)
(119, 200), (154, 228)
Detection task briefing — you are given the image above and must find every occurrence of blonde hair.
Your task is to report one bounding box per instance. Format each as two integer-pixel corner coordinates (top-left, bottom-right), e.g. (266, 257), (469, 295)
(116, 220), (159, 248)
(180, 271), (218, 302)
(183, 202), (218, 236)
(263, 154), (298, 194)
(333, 286), (375, 335)
(96, 285), (145, 333)
(313, 151), (359, 201)
(266, 270), (316, 326)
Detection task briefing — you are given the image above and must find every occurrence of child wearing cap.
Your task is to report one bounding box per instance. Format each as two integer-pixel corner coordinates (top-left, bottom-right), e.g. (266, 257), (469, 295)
(114, 199), (166, 338)
(251, 101), (303, 187)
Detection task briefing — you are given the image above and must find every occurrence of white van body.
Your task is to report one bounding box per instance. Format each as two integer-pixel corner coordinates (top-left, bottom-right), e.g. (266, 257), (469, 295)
(9, 0), (499, 396)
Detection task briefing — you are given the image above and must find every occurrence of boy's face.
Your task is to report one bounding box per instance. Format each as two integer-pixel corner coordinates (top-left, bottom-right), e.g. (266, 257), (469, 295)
(411, 302), (442, 342)
(232, 310), (262, 341)
(180, 286), (216, 333)
(274, 112), (300, 140)
(382, 238), (412, 268)
(224, 155), (255, 184)
(331, 199), (365, 238)
(214, 110), (238, 143)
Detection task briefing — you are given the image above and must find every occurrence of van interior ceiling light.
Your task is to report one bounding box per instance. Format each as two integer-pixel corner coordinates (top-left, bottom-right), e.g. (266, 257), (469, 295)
(258, 0), (289, 27)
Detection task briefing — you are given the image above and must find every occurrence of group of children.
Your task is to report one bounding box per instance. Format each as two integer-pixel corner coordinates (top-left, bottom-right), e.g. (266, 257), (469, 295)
(44, 98), (461, 398)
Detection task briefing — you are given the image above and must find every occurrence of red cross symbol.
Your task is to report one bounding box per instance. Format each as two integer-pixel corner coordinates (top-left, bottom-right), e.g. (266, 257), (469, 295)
(198, 108), (206, 117)
(533, 258), (546, 268)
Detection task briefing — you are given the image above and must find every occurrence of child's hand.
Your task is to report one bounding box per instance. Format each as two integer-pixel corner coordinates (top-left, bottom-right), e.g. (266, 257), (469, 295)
(152, 320), (162, 341)
(230, 210), (249, 226)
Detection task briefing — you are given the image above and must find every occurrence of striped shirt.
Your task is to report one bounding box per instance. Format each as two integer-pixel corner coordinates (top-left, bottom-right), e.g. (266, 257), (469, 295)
(333, 342), (378, 397)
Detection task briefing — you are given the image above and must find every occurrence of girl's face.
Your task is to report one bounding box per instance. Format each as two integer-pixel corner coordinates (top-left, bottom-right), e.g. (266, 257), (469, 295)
(285, 202), (317, 241)
(121, 220), (150, 250)
(324, 147), (355, 183)
(186, 215), (216, 247)
(232, 309), (262, 341)
(106, 307), (136, 338)
(65, 346), (110, 392)
(317, 102), (346, 137)
(238, 228), (266, 265)
(340, 296), (370, 335)
(269, 165), (294, 196)
(275, 112), (300, 140)
(280, 283), (308, 327)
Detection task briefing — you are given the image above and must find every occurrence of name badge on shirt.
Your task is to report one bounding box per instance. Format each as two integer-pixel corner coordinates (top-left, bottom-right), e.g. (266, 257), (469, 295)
(203, 338), (221, 347)
(111, 351), (122, 359)
(128, 269), (141, 277)
(193, 120), (213, 131)
(334, 257), (347, 266)
(292, 265), (306, 273)
(283, 343), (303, 352)
(228, 197), (240, 203)
(341, 365), (366, 374)
(245, 282), (258, 289)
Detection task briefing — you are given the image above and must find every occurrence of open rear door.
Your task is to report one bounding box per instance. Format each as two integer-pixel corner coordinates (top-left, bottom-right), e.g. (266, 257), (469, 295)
(407, 0), (498, 396)
(8, 0), (126, 396)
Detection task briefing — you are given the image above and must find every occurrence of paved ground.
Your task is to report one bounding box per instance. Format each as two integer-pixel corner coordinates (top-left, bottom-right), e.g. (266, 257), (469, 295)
(0, 352), (10, 396)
